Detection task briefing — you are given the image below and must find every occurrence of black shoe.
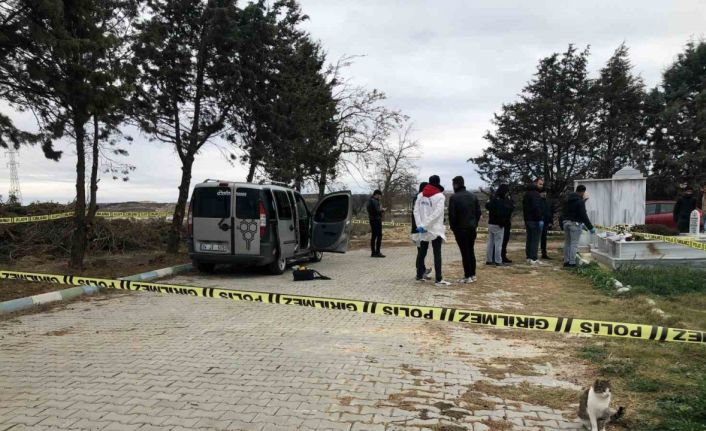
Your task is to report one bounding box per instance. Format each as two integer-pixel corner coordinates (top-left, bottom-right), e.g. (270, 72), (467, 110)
(373, 253), (386, 258)
(542, 255), (552, 260)
(485, 262), (494, 265)
(502, 259), (512, 264)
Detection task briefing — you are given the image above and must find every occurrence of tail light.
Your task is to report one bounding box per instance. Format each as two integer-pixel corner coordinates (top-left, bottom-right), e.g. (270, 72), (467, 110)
(259, 201), (267, 238)
(187, 201), (193, 237)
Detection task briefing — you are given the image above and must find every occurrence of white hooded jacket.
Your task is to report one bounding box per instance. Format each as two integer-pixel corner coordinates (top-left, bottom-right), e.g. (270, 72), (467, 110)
(412, 184), (446, 243)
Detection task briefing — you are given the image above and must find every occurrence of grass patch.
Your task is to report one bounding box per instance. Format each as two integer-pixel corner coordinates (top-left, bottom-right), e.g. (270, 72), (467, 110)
(463, 381), (579, 411)
(575, 263), (619, 295)
(616, 266), (706, 296)
(476, 356), (548, 380)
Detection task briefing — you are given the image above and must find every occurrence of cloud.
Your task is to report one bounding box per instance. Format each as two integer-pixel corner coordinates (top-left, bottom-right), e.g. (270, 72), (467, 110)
(2, 0), (705, 202)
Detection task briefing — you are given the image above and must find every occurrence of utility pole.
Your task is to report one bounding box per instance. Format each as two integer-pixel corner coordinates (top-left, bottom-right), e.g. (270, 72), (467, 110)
(6, 149), (22, 204)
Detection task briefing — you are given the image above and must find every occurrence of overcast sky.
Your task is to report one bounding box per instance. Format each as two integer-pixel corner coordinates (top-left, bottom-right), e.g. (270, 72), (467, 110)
(2, 0), (705, 203)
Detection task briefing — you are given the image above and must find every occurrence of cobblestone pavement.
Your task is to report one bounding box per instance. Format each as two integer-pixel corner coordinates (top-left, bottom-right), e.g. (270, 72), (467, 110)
(1, 243), (586, 431)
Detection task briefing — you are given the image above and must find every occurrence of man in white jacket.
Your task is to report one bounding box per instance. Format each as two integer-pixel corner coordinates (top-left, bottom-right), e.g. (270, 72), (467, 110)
(413, 175), (450, 286)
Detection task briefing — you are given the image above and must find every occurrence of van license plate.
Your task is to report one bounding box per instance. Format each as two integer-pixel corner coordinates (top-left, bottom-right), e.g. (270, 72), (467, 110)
(201, 243), (226, 252)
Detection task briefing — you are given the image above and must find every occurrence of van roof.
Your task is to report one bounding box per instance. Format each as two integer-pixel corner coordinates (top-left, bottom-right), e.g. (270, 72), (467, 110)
(194, 180), (293, 191)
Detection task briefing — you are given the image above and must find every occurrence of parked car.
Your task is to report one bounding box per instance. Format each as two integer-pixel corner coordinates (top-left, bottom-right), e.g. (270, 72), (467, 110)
(187, 180), (352, 274)
(646, 200), (702, 230)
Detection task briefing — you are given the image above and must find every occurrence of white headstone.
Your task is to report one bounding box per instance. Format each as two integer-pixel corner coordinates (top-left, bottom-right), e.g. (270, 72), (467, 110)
(690, 209), (701, 235)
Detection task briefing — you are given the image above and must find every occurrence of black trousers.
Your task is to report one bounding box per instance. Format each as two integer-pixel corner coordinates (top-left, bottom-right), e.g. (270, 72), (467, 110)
(453, 228), (477, 278)
(369, 220), (382, 254)
(492, 224), (511, 262)
(541, 224), (549, 256)
(417, 236), (443, 282)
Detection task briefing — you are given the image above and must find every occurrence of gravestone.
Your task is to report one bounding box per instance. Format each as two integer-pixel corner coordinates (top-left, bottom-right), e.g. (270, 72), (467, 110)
(575, 167), (646, 228)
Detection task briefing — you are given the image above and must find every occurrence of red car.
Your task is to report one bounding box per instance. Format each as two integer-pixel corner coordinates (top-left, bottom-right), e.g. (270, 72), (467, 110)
(646, 200), (702, 229)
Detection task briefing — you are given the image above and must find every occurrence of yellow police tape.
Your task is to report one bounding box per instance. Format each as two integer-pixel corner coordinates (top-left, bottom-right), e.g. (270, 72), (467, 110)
(595, 225), (706, 252)
(352, 219), (562, 235)
(2, 270), (704, 345)
(0, 211), (172, 224)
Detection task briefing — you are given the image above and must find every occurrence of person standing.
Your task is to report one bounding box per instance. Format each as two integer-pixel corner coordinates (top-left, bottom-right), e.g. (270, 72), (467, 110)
(561, 185), (595, 267)
(499, 187), (515, 263)
(486, 184), (512, 266)
(411, 182), (431, 281)
(673, 186), (698, 233)
(522, 182), (543, 265)
(367, 190), (386, 258)
(413, 175), (450, 286)
(540, 189), (555, 260)
(448, 176), (481, 283)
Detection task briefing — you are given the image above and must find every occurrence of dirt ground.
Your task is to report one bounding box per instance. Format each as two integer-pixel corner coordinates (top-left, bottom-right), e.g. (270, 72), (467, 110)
(0, 251), (189, 302)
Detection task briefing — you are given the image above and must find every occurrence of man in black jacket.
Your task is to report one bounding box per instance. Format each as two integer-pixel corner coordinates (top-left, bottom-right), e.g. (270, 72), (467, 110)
(522, 181), (543, 265)
(449, 176), (481, 283)
(561, 185), (595, 267)
(367, 190), (385, 258)
(673, 186), (698, 233)
(540, 189), (555, 259)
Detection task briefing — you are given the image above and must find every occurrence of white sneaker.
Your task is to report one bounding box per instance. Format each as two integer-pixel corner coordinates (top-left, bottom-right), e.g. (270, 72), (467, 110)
(470, 276), (478, 282)
(526, 259), (533, 264)
(435, 280), (452, 286)
(462, 277), (476, 284)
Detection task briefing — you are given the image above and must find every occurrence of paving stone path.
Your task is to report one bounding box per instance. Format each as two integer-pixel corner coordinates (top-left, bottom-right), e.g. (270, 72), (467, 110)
(1, 244), (585, 431)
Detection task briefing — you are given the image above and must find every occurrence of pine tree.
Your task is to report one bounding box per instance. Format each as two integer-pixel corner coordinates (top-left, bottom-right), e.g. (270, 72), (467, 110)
(649, 41), (706, 195)
(131, 0), (242, 253)
(473, 45), (596, 198)
(0, 0), (138, 268)
(592, 43), (647, 177)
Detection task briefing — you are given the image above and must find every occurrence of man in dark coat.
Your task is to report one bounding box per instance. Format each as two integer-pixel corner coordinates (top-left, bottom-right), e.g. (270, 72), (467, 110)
(540, 189), (555, 259)
(367, 190), (385, 257)
(673, 186), (698, 233)
(448, 176), (481, 283)
(522, 181), (543, 264)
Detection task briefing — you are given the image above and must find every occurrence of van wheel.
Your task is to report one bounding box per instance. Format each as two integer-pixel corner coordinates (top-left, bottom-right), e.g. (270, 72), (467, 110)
(195, 261), (215, 273)
(310, 251), (323, 263)
(267, 254), (287, 275)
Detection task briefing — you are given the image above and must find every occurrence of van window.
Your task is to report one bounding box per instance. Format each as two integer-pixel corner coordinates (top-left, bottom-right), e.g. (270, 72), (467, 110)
(192, 187), (231, 218)
(295, 193), (310, 220)
(315, 195), (348, 223)
(235, 188), (260, 219)
(646, 203), (657, 215)
(274, 190), (292, 220)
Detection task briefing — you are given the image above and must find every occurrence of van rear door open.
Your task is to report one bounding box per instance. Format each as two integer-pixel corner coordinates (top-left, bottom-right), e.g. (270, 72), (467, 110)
(192, 185), (233, 254)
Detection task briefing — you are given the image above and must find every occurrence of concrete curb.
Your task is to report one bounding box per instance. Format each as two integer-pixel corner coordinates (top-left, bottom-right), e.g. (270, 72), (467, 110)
(0, 262), (193, 315)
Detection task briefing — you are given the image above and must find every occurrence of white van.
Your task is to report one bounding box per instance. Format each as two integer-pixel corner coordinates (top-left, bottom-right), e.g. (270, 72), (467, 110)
(187, 180), (352, 274)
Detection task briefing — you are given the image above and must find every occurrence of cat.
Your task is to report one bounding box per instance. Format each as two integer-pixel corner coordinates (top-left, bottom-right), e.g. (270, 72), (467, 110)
(577, 379), (625, 431)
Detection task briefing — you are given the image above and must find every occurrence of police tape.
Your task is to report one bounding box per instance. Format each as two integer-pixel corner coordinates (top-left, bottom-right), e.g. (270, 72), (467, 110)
(0, 211), (172, 224)
(352, 219), (563, 235)
(595, 225), (706, 252)
(1, 270), (703, 345)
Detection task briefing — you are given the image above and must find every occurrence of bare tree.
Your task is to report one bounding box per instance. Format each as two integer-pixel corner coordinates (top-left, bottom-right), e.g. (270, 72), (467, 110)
(315, 56), (406, 198)
(366, 123), (420, 211)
